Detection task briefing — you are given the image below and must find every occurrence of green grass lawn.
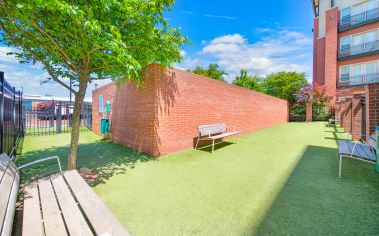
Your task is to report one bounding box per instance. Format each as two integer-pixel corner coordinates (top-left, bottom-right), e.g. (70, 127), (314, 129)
(19, 122), (379, 235)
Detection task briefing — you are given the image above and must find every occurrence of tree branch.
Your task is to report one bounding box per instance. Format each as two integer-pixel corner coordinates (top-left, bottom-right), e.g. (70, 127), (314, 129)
(31, 20), (79, 72)
(0, 22), (78, 94)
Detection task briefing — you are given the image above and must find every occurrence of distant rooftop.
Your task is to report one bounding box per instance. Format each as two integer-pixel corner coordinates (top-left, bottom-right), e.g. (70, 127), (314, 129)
(23, 94), (92, 103)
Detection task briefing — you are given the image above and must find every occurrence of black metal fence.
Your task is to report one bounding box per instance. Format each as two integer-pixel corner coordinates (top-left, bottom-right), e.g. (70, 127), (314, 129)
(0, 71), (24, 159)
(25, 101), (92, 136)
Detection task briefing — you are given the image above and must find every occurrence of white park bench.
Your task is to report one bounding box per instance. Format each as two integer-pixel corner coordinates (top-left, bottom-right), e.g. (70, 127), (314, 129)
(0, 153), (129, 236)
(195, 123), (238, 154)
(338, 133), (377, 178)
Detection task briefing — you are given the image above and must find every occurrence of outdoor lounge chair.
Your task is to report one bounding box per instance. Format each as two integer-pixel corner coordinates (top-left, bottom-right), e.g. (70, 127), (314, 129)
(338, 133), (377, 178)
(0, 153), (129, 236)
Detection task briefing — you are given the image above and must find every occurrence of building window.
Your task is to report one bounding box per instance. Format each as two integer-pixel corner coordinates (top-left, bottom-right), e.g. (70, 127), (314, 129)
(331, 0), (335, 8)
(340, 61), (379, 85)
(340, 36), (351, 52)
(340, 7), (351, 24)
(340, 66), (350, 81)
(98, 94), (104, 113)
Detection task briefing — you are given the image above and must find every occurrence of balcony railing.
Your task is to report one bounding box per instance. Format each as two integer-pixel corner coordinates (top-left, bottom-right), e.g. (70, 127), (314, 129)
(338, 40), (379, 59)
(338, 73), (379, 87)
(339, 7), (379, 31)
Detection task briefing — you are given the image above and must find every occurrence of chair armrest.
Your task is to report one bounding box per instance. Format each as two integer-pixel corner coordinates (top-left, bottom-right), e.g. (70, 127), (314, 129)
(17, 156), (62, 174)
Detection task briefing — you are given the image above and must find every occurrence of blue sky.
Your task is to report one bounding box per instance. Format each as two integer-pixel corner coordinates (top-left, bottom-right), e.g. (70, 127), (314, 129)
(0, 0), (314, 99)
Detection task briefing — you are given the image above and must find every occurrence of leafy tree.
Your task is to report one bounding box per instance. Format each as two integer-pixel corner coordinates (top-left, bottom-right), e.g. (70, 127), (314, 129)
(295, 83), (333, 119)
(232, 70), (263, 92)
(263, 72), (307, 103)
(192, 64), (228, 82)
(0, 0), (188, 169)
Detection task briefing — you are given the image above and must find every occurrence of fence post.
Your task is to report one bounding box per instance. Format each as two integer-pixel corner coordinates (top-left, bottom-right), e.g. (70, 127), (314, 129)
(12, 87), (16, 155)
(0, 71), (4, 154)
(56, 102), (62, 133)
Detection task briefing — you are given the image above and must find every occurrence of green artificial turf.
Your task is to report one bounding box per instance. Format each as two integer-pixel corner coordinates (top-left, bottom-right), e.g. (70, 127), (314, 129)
(20, 122), (379, 235)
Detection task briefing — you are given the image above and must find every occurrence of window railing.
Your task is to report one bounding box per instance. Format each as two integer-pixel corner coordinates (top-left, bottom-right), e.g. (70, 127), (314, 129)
(338, 40), (379, 59)
(339, 7), (379, 30)
(338, 73), (379, 87)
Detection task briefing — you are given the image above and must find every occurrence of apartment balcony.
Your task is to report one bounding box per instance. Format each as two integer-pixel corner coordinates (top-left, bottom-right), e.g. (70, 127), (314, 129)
(339, 7), (379, 31)
(338, 40), (379, 60)
(338, 73), (379, 87)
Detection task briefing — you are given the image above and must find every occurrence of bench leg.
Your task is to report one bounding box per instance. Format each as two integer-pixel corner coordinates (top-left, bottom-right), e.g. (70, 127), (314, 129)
(212, 140), (215, 154)
(338, 155), (343, 178)
(195, 137), (200, 149)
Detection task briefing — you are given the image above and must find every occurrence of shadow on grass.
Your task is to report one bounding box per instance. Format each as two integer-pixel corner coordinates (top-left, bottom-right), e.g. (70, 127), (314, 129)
(253, 145), (379, 235)
(195, 141), (235, 153)
(15, 139), (155, 185)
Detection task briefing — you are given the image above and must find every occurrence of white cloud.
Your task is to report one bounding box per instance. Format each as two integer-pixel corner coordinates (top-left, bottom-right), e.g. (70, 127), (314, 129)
(0, 46), (99, 99)
(204, 14), (237, 20)
(178, 29), (313, 82)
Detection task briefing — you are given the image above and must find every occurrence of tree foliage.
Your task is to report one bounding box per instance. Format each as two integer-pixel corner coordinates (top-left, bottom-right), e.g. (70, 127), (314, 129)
(232, 70), (263, 92)
(231, 70), (308, 103)
(0, 0), (188, 169)
(263, 72), (308, 103)
(192, 64), (228, 82)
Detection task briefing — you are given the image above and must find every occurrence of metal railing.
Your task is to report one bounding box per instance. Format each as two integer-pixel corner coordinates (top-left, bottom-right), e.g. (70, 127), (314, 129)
(25, 101), (92, 136)
(338, 73), (379, 87)
(339, 40), (379, 59)
(0, 71), (24, 159)
(339, 7), (379, 31)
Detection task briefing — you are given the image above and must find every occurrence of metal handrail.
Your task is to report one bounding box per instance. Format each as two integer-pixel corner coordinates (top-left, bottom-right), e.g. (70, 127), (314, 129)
(339, 7), (379, 30)
(338, 40), (379, 58)
(338, 73), (379, 86)
(17, 155), (63, 174)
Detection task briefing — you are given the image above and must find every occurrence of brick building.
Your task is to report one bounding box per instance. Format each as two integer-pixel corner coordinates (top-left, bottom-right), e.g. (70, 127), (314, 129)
(92, 64), (289, 157)
(311, 0), (379, 138)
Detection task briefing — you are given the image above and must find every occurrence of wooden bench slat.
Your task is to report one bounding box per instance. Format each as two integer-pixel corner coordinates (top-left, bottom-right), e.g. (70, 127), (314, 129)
(22, 182), (44, 236)
(0, 165), (16, 232)
(64, 170), (129, 236)
(50, 174), (93, 236)
(202, 132), (239, 140)
(38, 177), (68, 236)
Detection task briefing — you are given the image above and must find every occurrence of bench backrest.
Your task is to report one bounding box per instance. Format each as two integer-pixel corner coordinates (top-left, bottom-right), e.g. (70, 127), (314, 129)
(198, 123), (227, 137)
(369, 134), (377, 150)
(0, 154), (19, 236)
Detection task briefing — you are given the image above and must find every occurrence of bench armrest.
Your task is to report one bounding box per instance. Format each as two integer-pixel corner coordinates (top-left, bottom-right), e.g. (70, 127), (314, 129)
(17, 156), (62, 174)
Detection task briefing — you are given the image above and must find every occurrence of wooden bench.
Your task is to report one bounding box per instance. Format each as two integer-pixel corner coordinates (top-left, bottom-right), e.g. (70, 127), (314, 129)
(338, 133), (377, 178)
(0, 153), (129, 236)
(195, 123), (238, 154)
(328, 116), (339, 126)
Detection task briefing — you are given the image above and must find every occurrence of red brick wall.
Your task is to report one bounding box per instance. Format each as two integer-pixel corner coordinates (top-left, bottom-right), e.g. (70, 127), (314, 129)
(92, 64), (289, 157)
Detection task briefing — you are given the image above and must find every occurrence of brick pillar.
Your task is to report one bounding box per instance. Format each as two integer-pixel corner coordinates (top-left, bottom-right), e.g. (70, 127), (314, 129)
(306, 102), (313, 122)
(324, 8), (339, 97)
(343, 98), (352, 133)
(367, 83), (379, 136)
(335, 101), (341, 120)
(352, 94), (364, 140)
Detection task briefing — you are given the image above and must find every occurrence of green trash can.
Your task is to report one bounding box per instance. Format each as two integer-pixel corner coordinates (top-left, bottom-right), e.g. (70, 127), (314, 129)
(100, 118), (110, 135)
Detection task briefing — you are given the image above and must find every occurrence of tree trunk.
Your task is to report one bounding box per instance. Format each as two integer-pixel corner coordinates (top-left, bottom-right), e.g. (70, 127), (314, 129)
(67, 74), (88, 170)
